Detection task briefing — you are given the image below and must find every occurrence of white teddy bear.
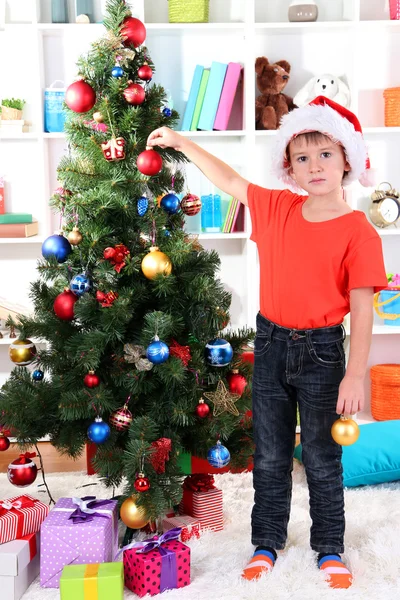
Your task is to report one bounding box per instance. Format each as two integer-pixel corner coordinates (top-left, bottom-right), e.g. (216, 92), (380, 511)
(294, 74), (351, 108)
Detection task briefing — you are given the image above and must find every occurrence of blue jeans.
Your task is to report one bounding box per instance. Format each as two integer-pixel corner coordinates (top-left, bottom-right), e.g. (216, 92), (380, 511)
(251, 312), (346, 554)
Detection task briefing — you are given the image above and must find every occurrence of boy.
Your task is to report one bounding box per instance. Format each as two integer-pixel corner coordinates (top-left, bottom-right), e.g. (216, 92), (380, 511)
(147, 96), (387, 589)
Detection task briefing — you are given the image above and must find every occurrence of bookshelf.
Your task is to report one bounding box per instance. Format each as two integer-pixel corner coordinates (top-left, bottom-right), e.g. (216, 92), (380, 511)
(0, 0), (399, 421)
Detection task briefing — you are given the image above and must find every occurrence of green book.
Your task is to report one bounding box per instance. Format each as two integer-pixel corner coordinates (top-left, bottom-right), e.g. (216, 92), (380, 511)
(190, 69), (210, 131)
(0, 213), (33, 224)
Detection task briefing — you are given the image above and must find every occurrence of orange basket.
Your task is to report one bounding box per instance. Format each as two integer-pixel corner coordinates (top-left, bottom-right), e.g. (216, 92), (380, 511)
(383, 87), (400, 127)
(370, 364), (400, 420)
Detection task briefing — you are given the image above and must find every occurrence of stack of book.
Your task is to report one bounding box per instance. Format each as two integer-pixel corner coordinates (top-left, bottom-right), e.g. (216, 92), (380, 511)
(222, 197), (245, 233)
(182, 62), (243, 131)
(0, 179), (37, 237)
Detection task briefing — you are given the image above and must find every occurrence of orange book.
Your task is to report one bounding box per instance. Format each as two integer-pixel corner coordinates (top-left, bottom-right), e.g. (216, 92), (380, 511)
(0, 221), (38, 238)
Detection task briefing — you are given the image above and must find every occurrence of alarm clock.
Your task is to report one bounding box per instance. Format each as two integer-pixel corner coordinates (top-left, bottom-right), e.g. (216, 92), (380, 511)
(369, 181), (400, 228)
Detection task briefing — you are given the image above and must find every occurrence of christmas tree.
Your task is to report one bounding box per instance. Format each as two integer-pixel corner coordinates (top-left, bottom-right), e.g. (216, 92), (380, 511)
(0, 0), (254, 528)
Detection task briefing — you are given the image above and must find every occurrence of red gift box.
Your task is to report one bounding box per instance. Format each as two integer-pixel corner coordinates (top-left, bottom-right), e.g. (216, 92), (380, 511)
(0, 495), (49, 545)
(122, 529), (190, 597)
(179, 475), (223, 532)
(162, 515), (201, 542)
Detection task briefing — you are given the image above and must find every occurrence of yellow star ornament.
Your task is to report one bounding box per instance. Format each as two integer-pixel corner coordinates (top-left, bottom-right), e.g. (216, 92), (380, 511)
(203, 380), (240, 417)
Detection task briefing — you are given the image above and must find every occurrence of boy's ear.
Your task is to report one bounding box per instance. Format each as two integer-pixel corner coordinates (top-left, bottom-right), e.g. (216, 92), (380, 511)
(344, 160), (351, 173)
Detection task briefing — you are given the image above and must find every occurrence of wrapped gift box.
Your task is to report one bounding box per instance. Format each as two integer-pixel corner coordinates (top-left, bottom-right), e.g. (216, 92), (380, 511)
(123, 529), (190, 597)
(0, 532), (40, 600)
(179, 475), (223, 532)
(60, 562), (123, 600)
(40, 496), (118, 589)
(0, 494), (49, 545)
(162, 514), (201, 542)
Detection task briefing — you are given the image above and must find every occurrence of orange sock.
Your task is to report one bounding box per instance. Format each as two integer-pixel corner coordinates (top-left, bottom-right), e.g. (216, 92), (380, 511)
(241, 549), (275, 581)
(318, 555), (353, 589)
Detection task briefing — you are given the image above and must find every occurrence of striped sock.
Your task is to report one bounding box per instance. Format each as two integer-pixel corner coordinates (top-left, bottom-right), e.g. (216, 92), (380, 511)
(318, 554), (353, 589)
(241, 547), (276, 581)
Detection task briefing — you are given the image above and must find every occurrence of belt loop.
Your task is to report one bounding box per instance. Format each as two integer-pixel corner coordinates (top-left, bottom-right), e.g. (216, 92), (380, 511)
(268, 320), (274, 341)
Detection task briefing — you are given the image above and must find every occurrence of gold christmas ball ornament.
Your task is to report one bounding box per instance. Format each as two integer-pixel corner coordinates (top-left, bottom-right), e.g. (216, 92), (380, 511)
(9, 339), (37, 366)
(120, 496), (149, 529)
(331, 415), (360, 446)
(141, 246), (172, 280)
(93, 111), (104, 123)
(67, 226), (83, 246)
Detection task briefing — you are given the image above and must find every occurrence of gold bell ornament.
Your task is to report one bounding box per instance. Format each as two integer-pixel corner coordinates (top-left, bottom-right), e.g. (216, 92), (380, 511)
(120, 495), (149, 529)
(141, 246), (172, 280)
(67, 226), (83, 246)
(9, 339), (37, 366)
(331, 415), (360, 446)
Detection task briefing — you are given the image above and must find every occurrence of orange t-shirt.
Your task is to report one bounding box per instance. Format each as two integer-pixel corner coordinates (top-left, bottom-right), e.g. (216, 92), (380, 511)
(247, 184), (387, 329)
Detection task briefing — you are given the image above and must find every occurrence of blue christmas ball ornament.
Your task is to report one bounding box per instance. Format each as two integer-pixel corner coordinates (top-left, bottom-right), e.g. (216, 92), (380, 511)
(162, 107), (172, 117)
(111, 65), (124, 78)
(205, 338), (233, 367)
(160, 193), (180, 215)
(137, 196), (149, 216)
(87, 417), (110, 444)
(32, 369), (44, 381)
(70, 273), (92, 297)
(146, 336), (170, 364)
(163, 227), (171, 237)
(207, 440), (231, 468)
(42, 234), (72, 263)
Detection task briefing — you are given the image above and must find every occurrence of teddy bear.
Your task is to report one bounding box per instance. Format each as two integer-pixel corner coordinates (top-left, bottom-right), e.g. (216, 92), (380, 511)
(255, 57), (297, 130)
(293, 74), (351, 108)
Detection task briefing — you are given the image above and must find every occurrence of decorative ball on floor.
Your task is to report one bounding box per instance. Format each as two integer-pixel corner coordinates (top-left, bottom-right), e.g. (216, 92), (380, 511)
(0, 432), (10, 452)
(42, 234), (72, 263)
(120, 496), (149, 529)
(32, 369), (44, 382)
(7, 453), (38, 487)
(87, 417), (110, 444)
(205, 338), (233, 367)
(9, 339), (37, 366)
(207, 440), (230, 468)
(331, 415), (360, 446)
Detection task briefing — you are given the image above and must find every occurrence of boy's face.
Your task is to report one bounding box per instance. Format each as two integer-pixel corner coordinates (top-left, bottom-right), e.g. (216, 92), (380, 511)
(287, 136), (350, 196)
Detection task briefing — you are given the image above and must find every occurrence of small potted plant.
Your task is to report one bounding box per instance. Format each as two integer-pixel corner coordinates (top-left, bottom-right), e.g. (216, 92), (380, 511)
(0, 98), (26, 120)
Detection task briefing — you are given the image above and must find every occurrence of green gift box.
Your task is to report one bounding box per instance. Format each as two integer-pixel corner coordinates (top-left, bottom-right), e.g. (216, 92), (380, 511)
(60, 562), (123, 600)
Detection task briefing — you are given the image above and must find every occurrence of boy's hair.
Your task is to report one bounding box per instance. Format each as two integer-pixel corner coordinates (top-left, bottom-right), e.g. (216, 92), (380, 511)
(286, 131), (349, 180)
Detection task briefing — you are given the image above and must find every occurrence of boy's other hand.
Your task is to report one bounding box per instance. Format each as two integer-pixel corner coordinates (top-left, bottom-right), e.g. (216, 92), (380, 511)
(336, 374), (365, 416)
(147, 126), (184, 151)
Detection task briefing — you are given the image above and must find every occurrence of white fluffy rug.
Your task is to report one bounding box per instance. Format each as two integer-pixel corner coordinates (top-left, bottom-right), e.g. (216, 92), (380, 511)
(1, 462), (400, 600)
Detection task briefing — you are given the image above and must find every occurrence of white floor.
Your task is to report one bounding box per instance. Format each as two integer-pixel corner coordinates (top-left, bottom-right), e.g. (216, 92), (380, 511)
(1, 462), (399, 600)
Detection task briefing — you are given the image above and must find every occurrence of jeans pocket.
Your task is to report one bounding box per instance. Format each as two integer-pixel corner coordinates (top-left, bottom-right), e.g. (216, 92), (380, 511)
(308, 340), (345, 368)
(254, 334), (272, 357)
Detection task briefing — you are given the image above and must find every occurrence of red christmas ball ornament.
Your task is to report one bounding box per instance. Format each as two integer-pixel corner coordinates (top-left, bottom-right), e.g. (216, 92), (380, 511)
(227, 369), (247, 396)
(7, 453), (38, 487)
(109, 404), (133, 431)
(54, 289), (78, 321)
(134, 472), (151, 493)
(84, 371), (100, 388)
(121, 16), (146, 48)
(181, 193), (202, 216)
(137, 149), (163, 176)
(195, 398), (210, 418)
(137, 64), (153, 81)
(123, 82), (145, 105)
(0, 432), (10, 451)
(65, 79), (96, 113)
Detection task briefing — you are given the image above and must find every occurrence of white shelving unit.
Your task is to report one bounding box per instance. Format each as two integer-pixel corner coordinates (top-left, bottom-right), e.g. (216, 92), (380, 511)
(0, 0), (399, 420)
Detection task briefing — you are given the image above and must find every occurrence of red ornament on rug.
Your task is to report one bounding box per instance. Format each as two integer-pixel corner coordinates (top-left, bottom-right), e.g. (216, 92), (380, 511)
(136, 149), (163, 176)
(65, 80), (96, 113)
(195, 398), (210, 418)
(226, 369), (247, 396)
(54, 289), (78, 321)
(137, 64), (153, 81)
(0, 432), (10, 451)
(101, 137), (126, 161)
(84, 371), (100, 388)
(7, 453), (38, 487)
(123, 82), (145, 105)
(150, 438), (172, 474)
(120, 16), (146, 48)
(169, 339), (191, 367)
(96, 290), (119, 307)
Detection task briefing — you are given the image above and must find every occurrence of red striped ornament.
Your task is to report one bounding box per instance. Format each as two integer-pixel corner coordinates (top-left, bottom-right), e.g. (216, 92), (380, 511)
(180, 194), (202, 216)
(0, 495), (49, 545)
(109, 404), (133, 432)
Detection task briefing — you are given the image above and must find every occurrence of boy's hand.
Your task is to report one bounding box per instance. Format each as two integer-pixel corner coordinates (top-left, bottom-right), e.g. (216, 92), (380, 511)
(336, 374), (365, 416)
(147, 126), (184, 151)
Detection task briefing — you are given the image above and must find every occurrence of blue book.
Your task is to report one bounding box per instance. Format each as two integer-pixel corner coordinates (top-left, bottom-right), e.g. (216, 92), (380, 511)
(181, 65), (204, 131)
(197, 62), (228, 131)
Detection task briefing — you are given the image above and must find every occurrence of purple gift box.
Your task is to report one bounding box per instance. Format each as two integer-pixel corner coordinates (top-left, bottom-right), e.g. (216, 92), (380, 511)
(40, 496), (118, 589)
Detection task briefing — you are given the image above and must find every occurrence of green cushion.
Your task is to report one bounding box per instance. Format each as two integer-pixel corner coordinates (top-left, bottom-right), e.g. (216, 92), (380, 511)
(293, 420), (400, 487)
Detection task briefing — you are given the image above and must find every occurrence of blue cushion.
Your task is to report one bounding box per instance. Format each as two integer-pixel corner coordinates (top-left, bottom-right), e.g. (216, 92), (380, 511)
(293, 420), (400, 487)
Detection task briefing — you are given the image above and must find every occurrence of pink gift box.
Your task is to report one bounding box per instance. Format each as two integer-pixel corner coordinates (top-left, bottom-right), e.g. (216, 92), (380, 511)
(123, 538), (190, 597)
(162, 515), (201, 542)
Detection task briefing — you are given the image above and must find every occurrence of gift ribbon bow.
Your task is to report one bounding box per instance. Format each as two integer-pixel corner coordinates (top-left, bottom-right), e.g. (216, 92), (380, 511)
(0, 495), (37, 516)
(182, 473), (216, 492)
(117, 528), (182, 593)
(69, 496), (114, 523)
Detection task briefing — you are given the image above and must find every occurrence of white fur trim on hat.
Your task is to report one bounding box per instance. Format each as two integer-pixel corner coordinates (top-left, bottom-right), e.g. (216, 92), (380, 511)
(272, 102), (368, 190)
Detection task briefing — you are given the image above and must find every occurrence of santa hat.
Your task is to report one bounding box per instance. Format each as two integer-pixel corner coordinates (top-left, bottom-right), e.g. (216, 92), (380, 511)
(272, 96), (374, 189)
